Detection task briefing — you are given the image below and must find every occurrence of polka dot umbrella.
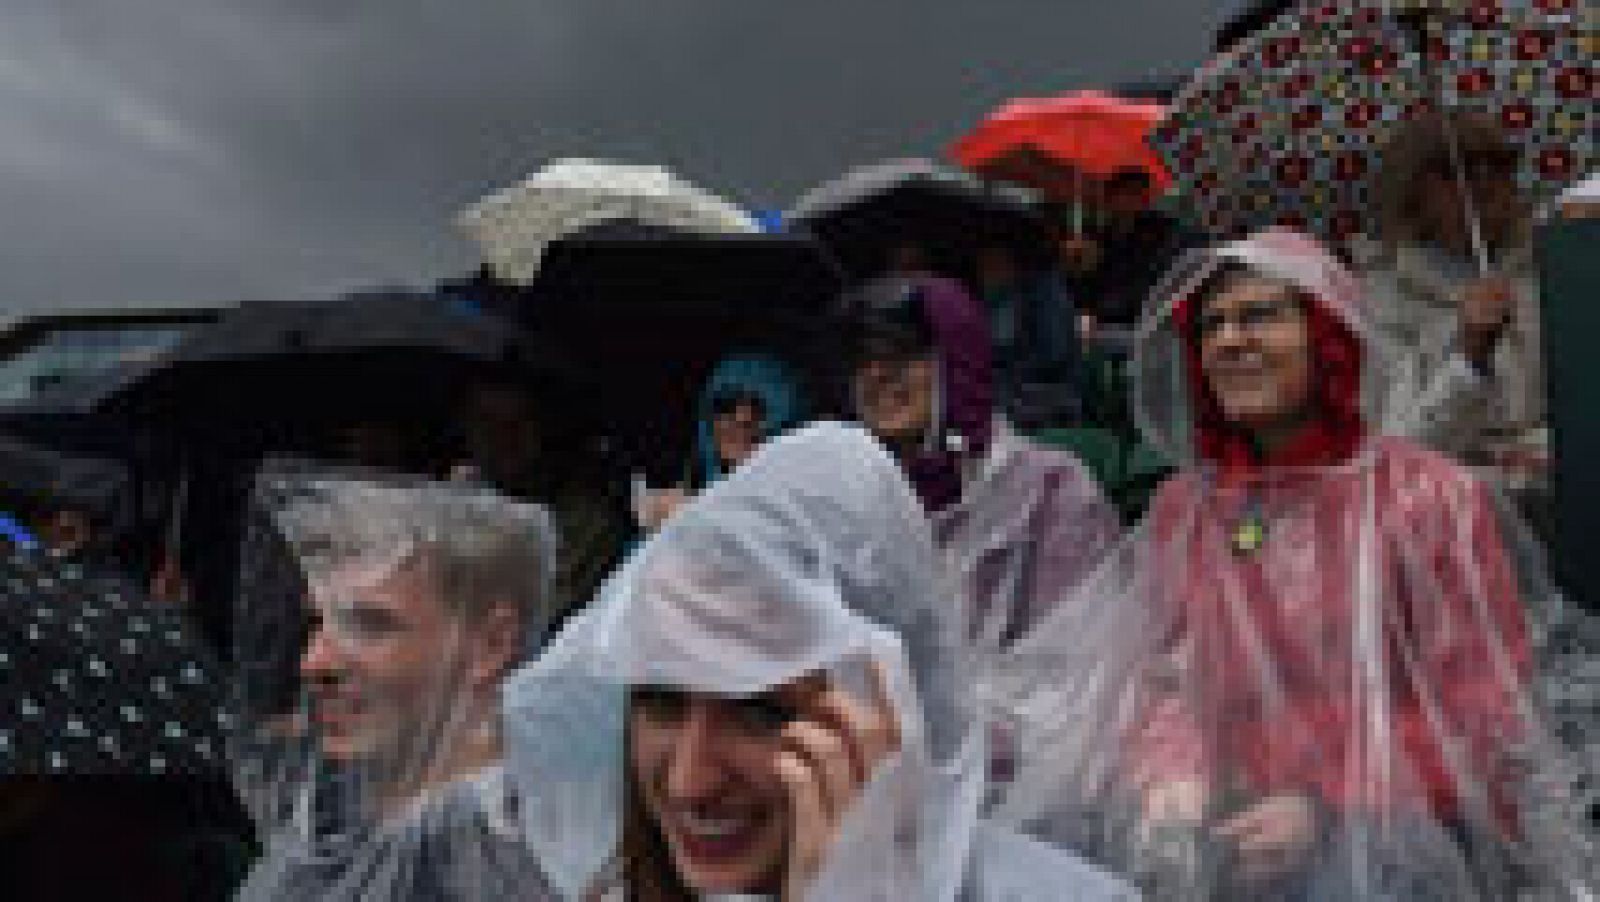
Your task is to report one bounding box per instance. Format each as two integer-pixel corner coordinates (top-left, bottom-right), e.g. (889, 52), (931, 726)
(0, 550), (229, 775)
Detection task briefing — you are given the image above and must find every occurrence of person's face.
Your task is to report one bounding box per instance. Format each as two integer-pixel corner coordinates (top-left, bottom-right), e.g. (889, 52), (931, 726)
(1196, 274), (1314, 435)
(710, 397), (766, 470)
(852, 355), (938, 447)
(299, 558), (508, 763)
(629, 679), (822, 895)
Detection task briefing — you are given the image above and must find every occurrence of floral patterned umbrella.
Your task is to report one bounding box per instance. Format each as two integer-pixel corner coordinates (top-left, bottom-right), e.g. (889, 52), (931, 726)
(1425, 0), (1594, 196)
(1153, 0), (1594, 247)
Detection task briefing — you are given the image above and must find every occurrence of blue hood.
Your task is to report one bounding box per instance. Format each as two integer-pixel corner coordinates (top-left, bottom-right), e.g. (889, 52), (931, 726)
(694, 354), (807, 487)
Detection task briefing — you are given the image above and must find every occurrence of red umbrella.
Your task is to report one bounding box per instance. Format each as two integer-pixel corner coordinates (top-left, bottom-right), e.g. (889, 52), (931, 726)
(950, 90), (1173, 202)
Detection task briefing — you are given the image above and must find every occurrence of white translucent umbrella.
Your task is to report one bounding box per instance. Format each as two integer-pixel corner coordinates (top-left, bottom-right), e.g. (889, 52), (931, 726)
(456, 158), (759, 285)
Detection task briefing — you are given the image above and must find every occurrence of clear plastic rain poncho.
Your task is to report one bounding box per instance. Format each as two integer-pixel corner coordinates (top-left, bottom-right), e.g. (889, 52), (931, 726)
(501, 422), (1137, 900)
(988, 228), (1598, 900)
(229, 467), (563, 900)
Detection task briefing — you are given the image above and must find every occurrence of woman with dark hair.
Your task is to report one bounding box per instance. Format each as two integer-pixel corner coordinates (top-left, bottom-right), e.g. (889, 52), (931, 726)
(843, 275), (1120, 652)
(633, 354), (810, 533)
(503, 423), (1137, 900)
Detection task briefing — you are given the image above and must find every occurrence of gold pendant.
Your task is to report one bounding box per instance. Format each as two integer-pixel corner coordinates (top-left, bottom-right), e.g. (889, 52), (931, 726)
(1231, 514), (1266, 555)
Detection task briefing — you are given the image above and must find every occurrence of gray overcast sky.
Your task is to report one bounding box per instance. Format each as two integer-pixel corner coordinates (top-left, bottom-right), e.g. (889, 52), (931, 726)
(0, 1), (1234, 317)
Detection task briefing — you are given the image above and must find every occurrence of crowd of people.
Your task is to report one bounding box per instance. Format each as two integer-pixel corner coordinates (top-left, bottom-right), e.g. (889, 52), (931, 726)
(2, 1), (1598, 900)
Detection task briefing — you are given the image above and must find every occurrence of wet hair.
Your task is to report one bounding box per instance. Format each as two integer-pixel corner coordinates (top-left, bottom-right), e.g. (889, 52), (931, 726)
(620, 711), (697, 902)
(285, 487), (553, 649)
(841, 278), (937, 365)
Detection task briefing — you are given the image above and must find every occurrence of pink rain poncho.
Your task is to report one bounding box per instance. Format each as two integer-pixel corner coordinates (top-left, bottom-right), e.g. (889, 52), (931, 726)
(990, 229), (1597, 900)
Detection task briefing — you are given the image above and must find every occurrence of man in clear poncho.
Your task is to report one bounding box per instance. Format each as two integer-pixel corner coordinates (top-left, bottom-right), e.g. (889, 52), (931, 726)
(991, 228), (1597, 900)
(230, 472), (563, 900)
(501, 422), (1138, 900)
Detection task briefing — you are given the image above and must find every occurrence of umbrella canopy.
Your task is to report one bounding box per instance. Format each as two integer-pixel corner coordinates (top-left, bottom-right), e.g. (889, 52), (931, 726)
(0, 549), (230, 775)
(786, 158), (1052, 282)
(510, 221), (846, 478)
(1153, 0), (1593, 250)
(104, 291), (582, 450)
(456, 158), (759, 286)
(950, 91), (1173, 198)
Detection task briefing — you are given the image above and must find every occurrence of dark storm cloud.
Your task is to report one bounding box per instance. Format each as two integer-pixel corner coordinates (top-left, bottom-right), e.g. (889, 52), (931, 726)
(0, 0), (1232, 316)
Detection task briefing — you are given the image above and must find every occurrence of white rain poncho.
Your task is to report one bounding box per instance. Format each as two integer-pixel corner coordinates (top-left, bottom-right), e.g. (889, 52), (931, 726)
(501, 422), (1137, 900)
(989, 229), (1597, 900)
(229, 469), (563, 900)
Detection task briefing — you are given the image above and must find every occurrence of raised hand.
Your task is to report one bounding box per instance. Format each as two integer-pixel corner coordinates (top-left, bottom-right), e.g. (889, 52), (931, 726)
(774, 663), (902, 901)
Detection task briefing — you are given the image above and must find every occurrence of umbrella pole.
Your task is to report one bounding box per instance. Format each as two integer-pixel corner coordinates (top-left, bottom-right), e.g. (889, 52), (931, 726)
(1438, 109), (1494, 276)
(1073, 169), (1085, 236)
(1396, 7), (1493, 275)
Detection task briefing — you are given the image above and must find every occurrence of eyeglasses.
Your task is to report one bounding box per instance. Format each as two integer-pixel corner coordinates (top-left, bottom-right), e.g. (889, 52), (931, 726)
(1193, 297), (1304, 341)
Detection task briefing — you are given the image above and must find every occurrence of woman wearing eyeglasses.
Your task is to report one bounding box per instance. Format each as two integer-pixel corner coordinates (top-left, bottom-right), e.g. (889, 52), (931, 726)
(991, 228), (1595, 900)
(841, 273), (1120, 653)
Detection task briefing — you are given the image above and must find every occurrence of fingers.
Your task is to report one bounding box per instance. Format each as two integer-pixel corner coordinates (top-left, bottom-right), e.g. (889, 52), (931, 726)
(807, 664), (901, 787)
(780, 721), (855, 822)
(775, 749), (829, 899)
(1142, 778), (1210, 825)
(773, 662), (906, 901)
(1216, 796), (1319, 885)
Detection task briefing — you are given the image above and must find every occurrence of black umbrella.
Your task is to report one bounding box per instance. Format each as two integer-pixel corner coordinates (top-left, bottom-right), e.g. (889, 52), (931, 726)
(502, 222), (847, 478)
(0, 549), (230, 775)
(785, 157), (1053, 283)
(90, 292), (593, 657)
(106, 291), (577, 433)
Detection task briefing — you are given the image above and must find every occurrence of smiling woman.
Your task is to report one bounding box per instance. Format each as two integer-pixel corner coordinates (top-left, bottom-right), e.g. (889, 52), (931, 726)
(502, 423), (1138, 901)
(989, 229), (1598, 900)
